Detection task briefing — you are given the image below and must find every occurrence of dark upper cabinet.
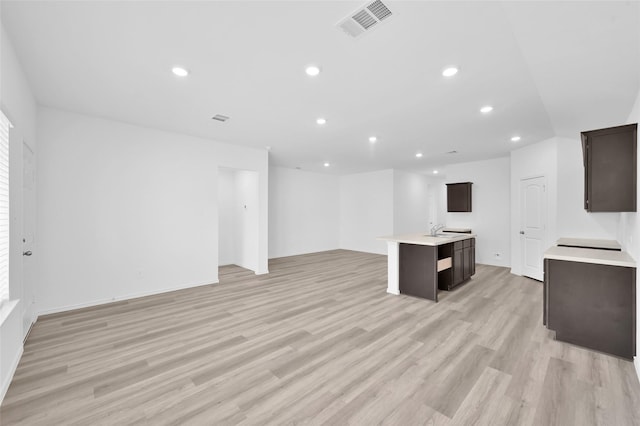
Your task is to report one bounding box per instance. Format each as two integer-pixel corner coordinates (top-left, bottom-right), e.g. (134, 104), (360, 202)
(582, 123), (637, 212)
(446, 182), (472, 212)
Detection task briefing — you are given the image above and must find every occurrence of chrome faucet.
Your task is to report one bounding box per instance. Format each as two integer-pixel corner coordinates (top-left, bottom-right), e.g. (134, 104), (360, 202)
(430, 224), (445, 236)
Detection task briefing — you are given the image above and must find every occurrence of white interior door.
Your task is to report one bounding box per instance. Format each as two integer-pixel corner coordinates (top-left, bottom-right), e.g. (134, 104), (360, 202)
(22, 141), (36, 337)
(520, 176), (546, 281)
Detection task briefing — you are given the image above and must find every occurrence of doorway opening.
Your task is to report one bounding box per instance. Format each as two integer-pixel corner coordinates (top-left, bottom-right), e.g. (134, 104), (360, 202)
(218, 167), (259, 280)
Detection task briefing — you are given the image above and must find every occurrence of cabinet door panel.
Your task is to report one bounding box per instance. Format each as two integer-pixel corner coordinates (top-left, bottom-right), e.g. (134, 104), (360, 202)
(446, 182), (472, 212)
(399, 243), (438, 301)
(453, 249), (463, 285)
(463, 247), (471, 280)
(584, 124), (637, 212)
(470, 245), (475, 276)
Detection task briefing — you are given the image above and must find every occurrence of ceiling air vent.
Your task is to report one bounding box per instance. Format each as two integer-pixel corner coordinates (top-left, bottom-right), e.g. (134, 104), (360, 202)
(212, 114), (230, 122)
(336, 0), (393, 39)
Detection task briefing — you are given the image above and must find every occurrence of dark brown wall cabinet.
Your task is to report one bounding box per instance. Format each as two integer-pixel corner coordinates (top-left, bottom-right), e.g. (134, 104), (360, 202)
(582, 123), (637, 212)
(446, 182), (472, 212)
(544, 259), (636, 359)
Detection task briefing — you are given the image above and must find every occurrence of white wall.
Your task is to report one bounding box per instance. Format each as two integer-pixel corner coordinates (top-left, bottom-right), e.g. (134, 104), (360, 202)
(393, 170), (431, 235)
(556, 137), (619, 239)
(218, 169), (236, 266)
(36, 107), (268, 315)
(430, 176), (448, 229)
(443, 157), (511, 267)
(270, 167), (435, 258)
(339, 169), (394, 255)
(0, 25), (38, 401)
(268, 167), (339, 258)
(510, 136), (622, 275)
(510, 138), (558, 275)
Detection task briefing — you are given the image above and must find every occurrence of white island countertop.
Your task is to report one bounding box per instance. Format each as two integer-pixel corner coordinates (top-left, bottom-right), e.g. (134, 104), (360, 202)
(544, 245), (636, 268)
(378, 232), (476, 246)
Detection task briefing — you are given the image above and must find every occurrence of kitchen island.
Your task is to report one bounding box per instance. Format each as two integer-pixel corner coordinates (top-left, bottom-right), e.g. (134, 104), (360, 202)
(378, 232), (476, 302)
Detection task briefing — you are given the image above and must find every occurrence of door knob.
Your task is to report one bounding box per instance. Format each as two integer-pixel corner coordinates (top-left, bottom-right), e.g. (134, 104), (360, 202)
(519, 231), (525, 235)
(23, 251), (32, 256)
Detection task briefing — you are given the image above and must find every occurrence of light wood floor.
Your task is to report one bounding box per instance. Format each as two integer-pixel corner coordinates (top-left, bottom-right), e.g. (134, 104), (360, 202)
(2, 249), (640, 425)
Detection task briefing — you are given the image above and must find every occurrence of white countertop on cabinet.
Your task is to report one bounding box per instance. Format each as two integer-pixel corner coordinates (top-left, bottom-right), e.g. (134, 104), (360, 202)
(378, 232), (476, 247)
(556, 238), (622, 251)
(544, 245), (635, 268)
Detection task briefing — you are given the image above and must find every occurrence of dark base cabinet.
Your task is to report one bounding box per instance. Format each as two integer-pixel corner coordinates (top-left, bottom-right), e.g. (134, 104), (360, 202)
(399, 243), (438, 302)
(439, 238), (475, 291)
(544, 259), (636, 359)
(399, 239), (476, 302)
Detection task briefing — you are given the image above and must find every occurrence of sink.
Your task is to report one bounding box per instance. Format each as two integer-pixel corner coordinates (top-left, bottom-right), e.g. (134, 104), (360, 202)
(426, 234), (454, 238)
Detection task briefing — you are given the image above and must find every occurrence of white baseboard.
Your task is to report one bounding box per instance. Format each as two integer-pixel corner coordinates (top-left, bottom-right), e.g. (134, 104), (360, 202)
(0, 345), (23, 404)
(37, 279), (219, 316)
(23, 318), (37, 344)
(635, 357), (640, 383)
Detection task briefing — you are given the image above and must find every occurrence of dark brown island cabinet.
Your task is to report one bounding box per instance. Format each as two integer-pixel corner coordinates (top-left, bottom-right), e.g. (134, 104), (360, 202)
(438, 238), (475, 290)
(544, 258), (636, 359)
(582, 123), (637, 212)
(446, 182), (472, 212)
(398, 238), (476, 301)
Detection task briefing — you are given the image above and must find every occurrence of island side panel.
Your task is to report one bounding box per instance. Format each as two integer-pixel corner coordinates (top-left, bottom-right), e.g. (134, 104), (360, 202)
(398, 243), (438, 302)
(386, 241), (400, 295)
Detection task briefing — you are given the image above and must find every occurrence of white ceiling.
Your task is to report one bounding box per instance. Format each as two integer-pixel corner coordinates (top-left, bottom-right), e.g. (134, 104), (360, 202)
(2, 1), (639, 175)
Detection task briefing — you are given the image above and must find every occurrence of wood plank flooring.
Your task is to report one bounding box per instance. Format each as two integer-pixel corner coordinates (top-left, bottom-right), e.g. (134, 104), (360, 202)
(2, 249), (640, 425)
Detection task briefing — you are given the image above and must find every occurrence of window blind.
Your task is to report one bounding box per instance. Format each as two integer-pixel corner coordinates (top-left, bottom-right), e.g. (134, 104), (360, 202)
(0, 111), (10, 305)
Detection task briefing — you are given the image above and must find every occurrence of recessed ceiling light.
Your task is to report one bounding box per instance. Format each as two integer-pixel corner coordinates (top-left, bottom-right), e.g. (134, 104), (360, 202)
(316, 118), (327, 125)
(442, 67), (458, 77)
(369, 136), (377, 143)
(511, 136), (521, 142)
(480, 105), (493, 113)
(172, 66), (189, 77)
(305, 65), (321, 76)
(433, 170), (439, 174)
(416, 153), (423, 158)
(324, 162), (330, 167)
